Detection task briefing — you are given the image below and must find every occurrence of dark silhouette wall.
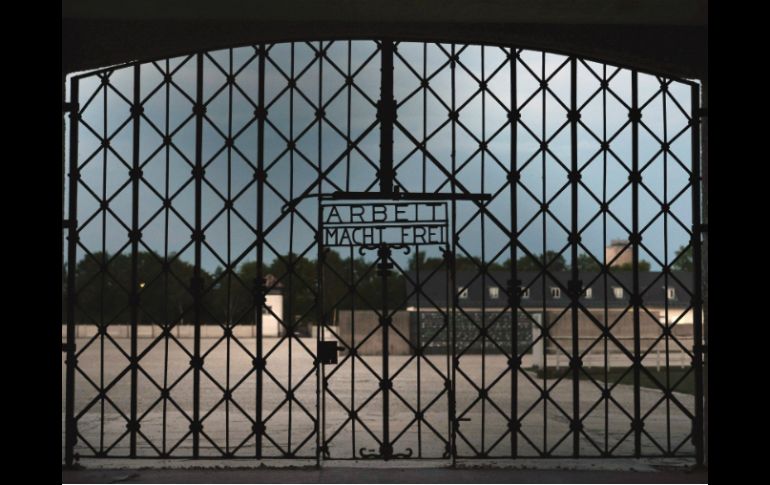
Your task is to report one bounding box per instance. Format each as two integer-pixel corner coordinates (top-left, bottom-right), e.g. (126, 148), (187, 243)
(62, 0), (707, 80)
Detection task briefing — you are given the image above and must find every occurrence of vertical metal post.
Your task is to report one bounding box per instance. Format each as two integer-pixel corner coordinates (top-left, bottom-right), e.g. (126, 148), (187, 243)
(601, 64), (610, 454)
(540, 51), (548, 455)
(379, 40), (394, 194)
(129, 63), (141, 458)
(347, 40), (357, 461)
(377, 39), (394, 457)
(569, 57), (581, 457)
(64, 79), (79, 468)
(443, 241), (451, 463)
(479, 46), (487, 458)
(316, 40), (324, 465)
(224, 48), (234, 456)
(661, 79), (671, 454)
(449, 43), (457, 465)
(161, 58), (172, 457)
(418, 41), (426, 460)
(255, 43), (266, 461)
(61, 70), (67, 464)
(286, 41), (297, 457)
(508, 46), (519, 459)
(631, 70), (641, 457)
(379, 244), (391, 460)
(192, 52), (204, 459)
(691, 84), (705, 466)
(316, 204), (324, 464)
(700, 78), (708, 465)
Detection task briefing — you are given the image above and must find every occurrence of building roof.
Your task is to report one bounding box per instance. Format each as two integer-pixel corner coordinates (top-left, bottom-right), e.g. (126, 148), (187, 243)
(264, 274), (284, 294)
(406, 270), (693, 309)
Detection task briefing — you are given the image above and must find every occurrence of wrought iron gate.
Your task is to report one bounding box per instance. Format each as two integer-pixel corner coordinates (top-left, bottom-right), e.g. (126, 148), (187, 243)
(318, 197), (456, 460)
(63, 40), (705, 465)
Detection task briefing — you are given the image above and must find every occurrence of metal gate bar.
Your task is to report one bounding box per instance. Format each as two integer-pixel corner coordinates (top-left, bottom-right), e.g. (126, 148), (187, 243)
(192, 52), (204, 459)
(507, 46), (519, 460)
(631, 70), (641, 457)
(569, 56), (580, 458)
(64, 78), (79, 468)
(129, 63), (140, 458)
(690, 85), (704, 466)
(256, 42), (266, 461)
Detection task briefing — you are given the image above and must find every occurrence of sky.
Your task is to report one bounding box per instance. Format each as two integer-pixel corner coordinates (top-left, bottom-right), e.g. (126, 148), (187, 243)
(65, 41), (698, 274)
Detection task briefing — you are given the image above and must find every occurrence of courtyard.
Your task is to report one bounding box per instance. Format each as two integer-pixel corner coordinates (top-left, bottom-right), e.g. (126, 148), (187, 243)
(64, 335), (695, 461)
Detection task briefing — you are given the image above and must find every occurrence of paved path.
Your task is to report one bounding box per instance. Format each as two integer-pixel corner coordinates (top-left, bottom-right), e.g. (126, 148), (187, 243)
(65, 337), (695, 459)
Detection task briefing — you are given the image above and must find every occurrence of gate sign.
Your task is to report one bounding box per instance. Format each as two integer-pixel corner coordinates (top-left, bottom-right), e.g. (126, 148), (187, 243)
(321, 201), (448, 247)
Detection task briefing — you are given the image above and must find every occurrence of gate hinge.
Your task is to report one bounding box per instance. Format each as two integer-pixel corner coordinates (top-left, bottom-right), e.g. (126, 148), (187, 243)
(695, 223), (708, 234)
(63, 102), (77, 113)
(62, 219), (74, 230)
(696, 108), (708, 118)
(62, 342), (75, 353)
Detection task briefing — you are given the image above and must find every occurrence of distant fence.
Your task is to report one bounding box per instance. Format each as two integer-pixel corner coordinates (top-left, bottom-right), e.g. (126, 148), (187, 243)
(540, 336), (695, 370)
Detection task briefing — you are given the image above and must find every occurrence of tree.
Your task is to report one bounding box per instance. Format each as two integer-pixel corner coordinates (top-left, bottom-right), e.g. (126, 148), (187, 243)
(516, 251), (567, 272)
(408, 251), (445, 271)
(577, 253), (602, 271)
(73, 251), (129, 324)
(73, 251), (202, 325)
(672, 245), (693, 271)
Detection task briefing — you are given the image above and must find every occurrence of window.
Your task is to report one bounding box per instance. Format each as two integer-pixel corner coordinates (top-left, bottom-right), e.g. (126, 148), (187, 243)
(522, 288), (530, 299)
(458, 287), (469, 299)
(612, 287), (624, 299)
(667, 288), (676, 300)
(489, 286), (499, 299)
(584, 287), (593, 299)
(551, 287), (561, 299)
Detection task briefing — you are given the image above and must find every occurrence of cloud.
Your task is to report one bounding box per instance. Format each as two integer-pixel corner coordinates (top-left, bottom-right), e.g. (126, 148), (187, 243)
(67, 42), (697, 272)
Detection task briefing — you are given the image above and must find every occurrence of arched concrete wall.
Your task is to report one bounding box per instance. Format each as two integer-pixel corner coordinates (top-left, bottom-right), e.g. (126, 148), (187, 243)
(63, 0), (707, 81)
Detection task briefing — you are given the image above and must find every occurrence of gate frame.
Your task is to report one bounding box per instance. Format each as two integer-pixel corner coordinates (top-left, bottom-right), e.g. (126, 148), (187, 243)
(61, 38), (706, 467)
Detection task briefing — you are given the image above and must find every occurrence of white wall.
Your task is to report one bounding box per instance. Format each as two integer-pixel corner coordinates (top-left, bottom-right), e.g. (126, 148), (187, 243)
(262, 293), (283, 337)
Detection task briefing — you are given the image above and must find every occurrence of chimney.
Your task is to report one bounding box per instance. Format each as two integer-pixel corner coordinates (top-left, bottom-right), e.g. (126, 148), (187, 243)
(605, 239), (632, 268)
